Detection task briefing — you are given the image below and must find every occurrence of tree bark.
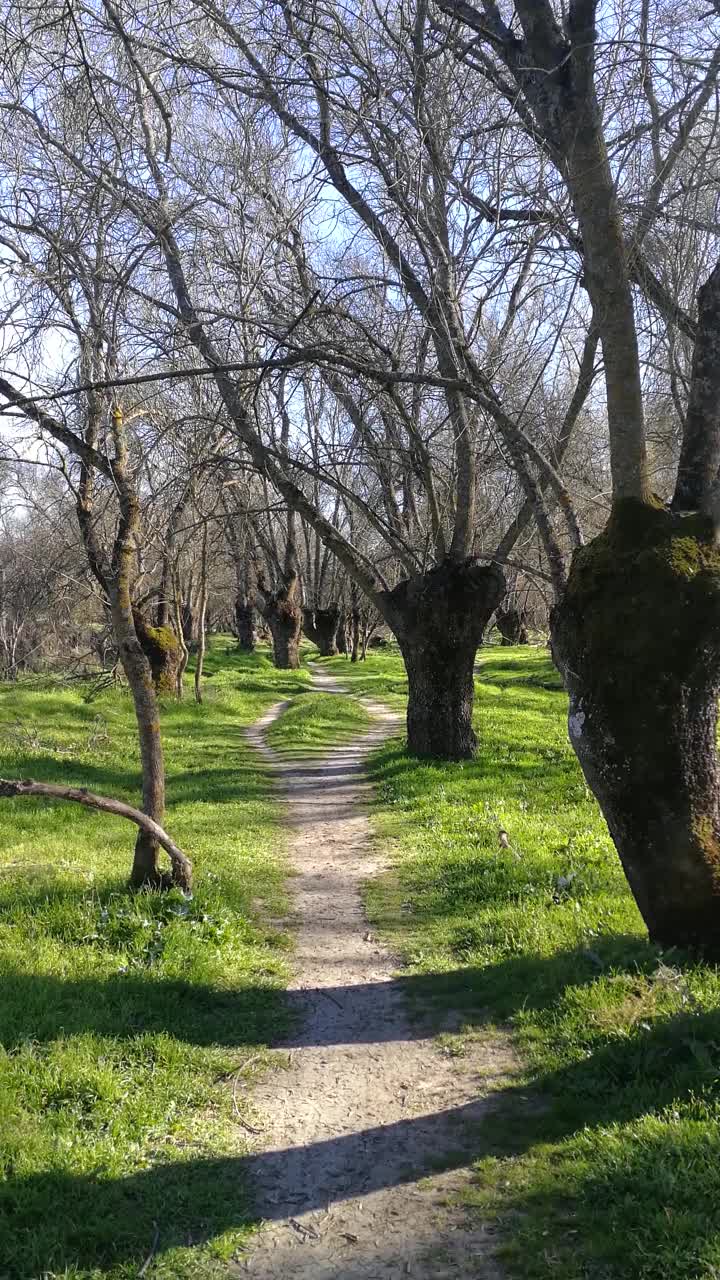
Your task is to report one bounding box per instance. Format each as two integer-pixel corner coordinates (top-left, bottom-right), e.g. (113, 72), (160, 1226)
(234, 598), (256, 651)
(194, 591), (208, 704)
(552, 500), (720, 954)
(314, 604), (340, 657)
(382, 559), (505, 760)
(673, 261), (720, 512)
(335, 610), (349, 655)
(350, 584), (360, 663)
(302, 607), (320, 646)
(496, 605), (529, 646)
(133, 609), (183, 695)
(180, 598), (195, 646)
(172, 570), (189, 698)
(109, 598), (172, 888)
(0, 777), (192, 889)
(194, 523), (209, 704)
(265, 596), (302, 669)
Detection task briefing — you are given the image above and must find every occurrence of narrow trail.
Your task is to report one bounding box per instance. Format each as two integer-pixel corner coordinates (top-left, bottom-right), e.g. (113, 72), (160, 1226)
(238, 666), (511, 1279)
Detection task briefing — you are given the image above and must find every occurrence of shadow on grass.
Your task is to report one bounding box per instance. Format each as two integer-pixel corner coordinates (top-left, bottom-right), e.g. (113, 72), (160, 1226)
(477, 653), (562, 689)
(0, 748), (277, 817)
(0, 968), (286, 1050)
(0, 1109), (479, 1276)
(0, 934), (704, 1056)
(363, 738), (575, 799)
(3, 983), (720, 1277)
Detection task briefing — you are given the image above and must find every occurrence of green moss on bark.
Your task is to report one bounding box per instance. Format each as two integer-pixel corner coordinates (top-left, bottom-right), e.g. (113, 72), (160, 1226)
(561, 499), (720, 691)
(133, 611), (182, 695)
(552, 499), (720, 951)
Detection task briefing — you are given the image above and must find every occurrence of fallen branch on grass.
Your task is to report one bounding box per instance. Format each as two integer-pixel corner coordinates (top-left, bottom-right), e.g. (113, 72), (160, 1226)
(0, 777), (192, 888)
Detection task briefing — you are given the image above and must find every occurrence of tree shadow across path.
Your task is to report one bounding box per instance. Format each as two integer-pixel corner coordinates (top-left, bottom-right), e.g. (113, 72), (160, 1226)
(0, 933), (655, 1051)
(2, 996), (719, 1276)
(3, 938), (720, 1275)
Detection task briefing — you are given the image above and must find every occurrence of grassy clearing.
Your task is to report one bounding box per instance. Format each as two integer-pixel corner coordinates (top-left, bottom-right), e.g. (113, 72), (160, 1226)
(322, 645), (720, 1280)
(266, 690), (371, 757)
(0, 640), (309, 1280)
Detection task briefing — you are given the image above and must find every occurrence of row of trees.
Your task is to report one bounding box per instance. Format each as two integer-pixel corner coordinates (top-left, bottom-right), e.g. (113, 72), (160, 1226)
(0, 460), (391, 678)
(1, 0), (720, 950)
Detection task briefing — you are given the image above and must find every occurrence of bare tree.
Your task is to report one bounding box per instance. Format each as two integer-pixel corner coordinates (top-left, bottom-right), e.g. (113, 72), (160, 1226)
(441, 0), (720, 951)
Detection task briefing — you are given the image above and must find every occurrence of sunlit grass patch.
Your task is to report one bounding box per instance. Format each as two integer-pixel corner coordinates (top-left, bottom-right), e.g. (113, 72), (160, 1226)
(0, 637), (297, 1278)
(266, 691), (371, 757)
(358, 643), (720, 1280)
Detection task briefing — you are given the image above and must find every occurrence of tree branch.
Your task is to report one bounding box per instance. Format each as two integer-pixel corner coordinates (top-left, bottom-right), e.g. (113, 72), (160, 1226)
(0, 778), (192, 889)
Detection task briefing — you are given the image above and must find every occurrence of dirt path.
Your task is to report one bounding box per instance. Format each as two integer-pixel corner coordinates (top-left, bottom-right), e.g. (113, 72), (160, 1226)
(238, 668), (511, 1279)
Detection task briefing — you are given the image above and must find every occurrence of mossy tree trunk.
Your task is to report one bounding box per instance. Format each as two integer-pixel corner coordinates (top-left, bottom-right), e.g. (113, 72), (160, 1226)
(382, 559), (505, 760)
(133, 611), (183, 696)
(552, 501), (720, 954)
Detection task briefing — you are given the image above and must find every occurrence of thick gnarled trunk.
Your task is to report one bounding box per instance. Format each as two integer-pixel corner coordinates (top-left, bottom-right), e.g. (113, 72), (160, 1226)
(496, 605), (529, 646)
(552, 501), (720, 953)
(263, 594), (302, 669)
(383, 559), (505, 760)
(235, 598), (256, 651)
(313, 605), (340, 657)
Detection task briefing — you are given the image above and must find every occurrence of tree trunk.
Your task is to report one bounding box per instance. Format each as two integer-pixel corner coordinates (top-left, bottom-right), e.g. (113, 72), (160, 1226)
(180, 599), (195, 646)
(133, 610), (183, 695)
(335, 611), (349, 655)
(109, 600), (173, 889)
(194, 591), (208, 704)
(172, 571), (189, 699)
(314, 604), (340, 657)
(266, 599), (302, 669)
(496, 605), (529, 646)
(194, 524), (209, 704)
(350, 587), (360, 663)
(302, 607), (320, 646)
(234, 598), (256, 651)
(382, 559), (505, 760)
(552, 500), (720, 954)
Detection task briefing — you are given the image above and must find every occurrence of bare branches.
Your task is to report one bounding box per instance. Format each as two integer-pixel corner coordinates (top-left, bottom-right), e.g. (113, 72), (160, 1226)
(0, 777), (192, 889)
(673, 261), (720, 512)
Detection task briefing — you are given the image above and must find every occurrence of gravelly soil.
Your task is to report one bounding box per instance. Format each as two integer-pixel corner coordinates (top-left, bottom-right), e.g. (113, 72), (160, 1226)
(235, 668), (513, 1279)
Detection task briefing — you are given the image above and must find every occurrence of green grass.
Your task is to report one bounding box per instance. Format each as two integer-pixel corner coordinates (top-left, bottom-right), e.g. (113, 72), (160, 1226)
(0, 639), (309, 1280)
(266, 690), (371, 756)
(314, 649), (409, 712)
(6, 636), (720, 1279)
(322, 644), (720, 1280)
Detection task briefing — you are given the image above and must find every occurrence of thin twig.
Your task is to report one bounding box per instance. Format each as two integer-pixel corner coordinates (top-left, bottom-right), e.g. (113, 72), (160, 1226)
(138, 1221), (160, 1278)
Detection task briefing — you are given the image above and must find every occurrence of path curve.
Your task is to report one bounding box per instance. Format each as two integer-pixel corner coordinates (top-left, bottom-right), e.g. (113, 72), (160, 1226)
(237, 666), (509, 1279)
